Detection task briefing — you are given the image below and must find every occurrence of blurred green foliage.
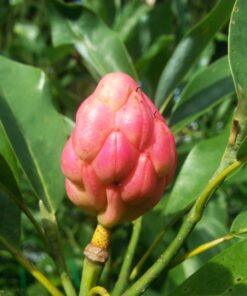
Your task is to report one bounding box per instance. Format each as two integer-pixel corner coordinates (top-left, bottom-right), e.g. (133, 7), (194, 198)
(0, 0), (246, 295)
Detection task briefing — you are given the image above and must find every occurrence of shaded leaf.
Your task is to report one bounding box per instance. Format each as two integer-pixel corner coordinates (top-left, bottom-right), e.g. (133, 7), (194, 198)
(170, 239), (247, 296)
(0, 189), (21, 247)
(155, 0), (235, 108)
(0, 122), (21, 185)
(170, 57), (234, 133)
(136, 35), (174, 72)
(231, 211), (247, 238)
(237, 135), (247, 160)
(83, 0), (116, 26)
(0, 131), (21, 246)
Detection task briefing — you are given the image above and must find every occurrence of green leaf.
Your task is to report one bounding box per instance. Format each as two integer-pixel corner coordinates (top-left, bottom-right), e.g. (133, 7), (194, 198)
(0, 56), (68, 211)
(114, 1), (150, 42)
(170, 57), (234, 133)
(164, 130), (229, 219)
(155, 0), (235, 108)
(49, 0), (137, 81)
(0, 128), (21, 245)
(83, 0), (116, 26)
(227, 0), (247, 161)
(231, 211), (247, 238)
(164, 195), (229, 295)
(170, 239), (247, 296)
(0, 188), (21, 247)
(0, 122), (21, 185)
(229, 0), (247, 97)
(237, 136), (247, 160)
(136, 35), (174, 72)
(0, 123), (21, 246)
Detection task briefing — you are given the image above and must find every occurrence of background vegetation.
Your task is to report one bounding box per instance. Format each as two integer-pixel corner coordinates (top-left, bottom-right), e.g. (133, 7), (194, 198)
(0, 0), (246, 295)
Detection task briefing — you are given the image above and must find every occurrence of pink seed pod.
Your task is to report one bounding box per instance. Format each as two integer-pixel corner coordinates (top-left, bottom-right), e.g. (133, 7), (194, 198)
(61, 72), (177, 227)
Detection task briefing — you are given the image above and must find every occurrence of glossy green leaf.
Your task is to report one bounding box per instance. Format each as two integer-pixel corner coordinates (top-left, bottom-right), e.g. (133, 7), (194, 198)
(231, 211), (247, 238)
(49, 0), (137, 81)
(170, 57), (234, 133)
(170, 239), (247, 296)
(155, 0), (235, 108)
(164, 130), (229, 219)
(0, 56), (68, 211)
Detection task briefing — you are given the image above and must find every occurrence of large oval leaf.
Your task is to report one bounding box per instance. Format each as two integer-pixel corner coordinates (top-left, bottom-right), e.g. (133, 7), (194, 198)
(170, 57), (234, 133)
(49, 0), (137, 81)
(170, 239), (247, 296)
(0, 56), (68, 211)
(155, 0), (235, 108)
(164, 130), (229, 219)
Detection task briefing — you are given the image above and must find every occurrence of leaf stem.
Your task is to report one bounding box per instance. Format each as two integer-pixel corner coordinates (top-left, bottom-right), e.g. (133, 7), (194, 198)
(170, 233), (234, 268)
(39, 201), (77, 296)
(129, 207), (191, 281)
(88, 286), (110, 296)
(122, 159), (245, 296)
(159, 92), (173, 114)
(129, 228), (165, 282)
(79, 224), (111, 296)
(0, 236), (64, 296)
(112, 217), (142, 296)
(80, 259), (103, 296)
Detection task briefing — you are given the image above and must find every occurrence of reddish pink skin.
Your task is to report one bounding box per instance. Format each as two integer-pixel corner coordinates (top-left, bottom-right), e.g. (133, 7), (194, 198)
(61, 72), (177, 227)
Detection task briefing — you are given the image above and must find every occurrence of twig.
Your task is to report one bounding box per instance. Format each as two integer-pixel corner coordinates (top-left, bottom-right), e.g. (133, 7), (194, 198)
(112, 217), (142, 296)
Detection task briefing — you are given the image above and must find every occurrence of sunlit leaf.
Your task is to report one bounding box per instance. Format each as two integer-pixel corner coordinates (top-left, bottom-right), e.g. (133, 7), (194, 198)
(49, 0), (137, 81)
(0, 56), (68, 211)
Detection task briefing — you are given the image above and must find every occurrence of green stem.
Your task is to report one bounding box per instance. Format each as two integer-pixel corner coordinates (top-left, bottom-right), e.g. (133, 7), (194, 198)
(129, 229), (165, 282)
(129, 212), (186, 281)
(0, 183), (49, 249)
(159, 92), (173, 114)
(170, 232), (234, 268)
(0, 236), (64, 296)
(88, 286), (110, 296)
(112, 218), (142, 296)
(80, 258), (103, 296)
(122, 159), (244, 296)
(39, 201), (77, 296)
